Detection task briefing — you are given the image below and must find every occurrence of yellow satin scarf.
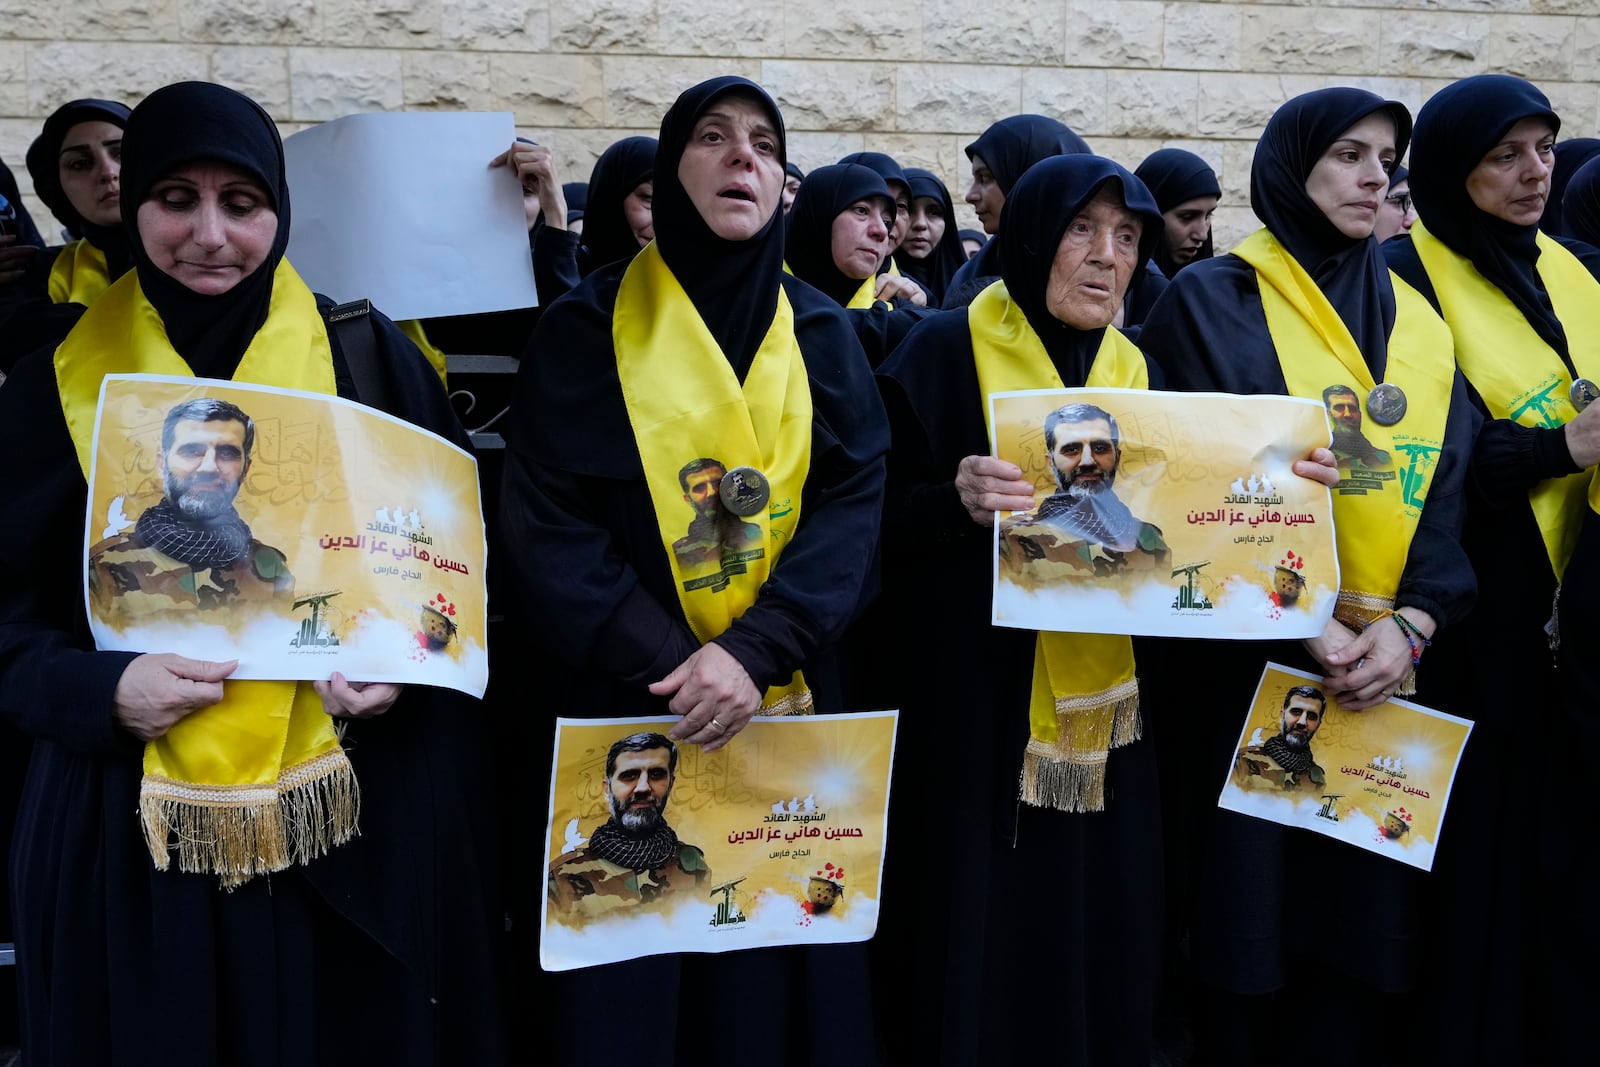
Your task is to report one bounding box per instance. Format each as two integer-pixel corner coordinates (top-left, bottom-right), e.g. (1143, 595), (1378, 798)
(845, 274), (884, 310)
(968, 280), (1148, 812)
(1234, 229), (1454, 632)
(47, 239), (115, 306)
(614, 242), (813, 714)
(1411, 220), (1600, 579)
(397, 318), (449, 386)
(56, 260), (357, 887)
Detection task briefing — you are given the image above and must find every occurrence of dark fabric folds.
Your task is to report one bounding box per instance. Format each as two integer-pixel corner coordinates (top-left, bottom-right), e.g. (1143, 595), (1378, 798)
(580, 135), (655, 273)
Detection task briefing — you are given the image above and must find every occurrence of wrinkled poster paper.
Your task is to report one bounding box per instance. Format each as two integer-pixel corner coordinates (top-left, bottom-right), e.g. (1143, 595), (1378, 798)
(541, 712), (897, 971)
(84, 374), (487, 696)
(989, 388), (1337, 639)
(1218, 663), (1472, 871)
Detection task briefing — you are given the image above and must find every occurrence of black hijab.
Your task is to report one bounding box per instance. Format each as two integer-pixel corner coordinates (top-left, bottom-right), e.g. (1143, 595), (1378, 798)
(1134, 148), (1220, 278)
(784, 163), (894, 307)
(997, 154), (1162, 383)
(948, 115), (1092, 298)
(563, 181), (588, 223)
(1564, 155), (1600, 251)
(965, 115), (1091, 195)
(120, 82), (290, 378)
(652, 76), (788, 376)
(898, 168), (968, 304)
(1409, 75), (1566, 357)
(581, 135), (656, 272)
(1252, 87), (1411, 368)
(785, 162), (805, 183)
(1540, 137), (1600, 238)
(25, 98), (133, 270)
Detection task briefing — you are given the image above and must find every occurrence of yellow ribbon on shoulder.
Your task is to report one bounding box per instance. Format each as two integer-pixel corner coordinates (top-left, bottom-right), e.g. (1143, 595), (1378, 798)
(55, 260), (357, 887)
(47, 239), (115, 307)
(969, 279), (1148, 812)
(397, 318), (450, 387)
(1411, 220), (1600, 579)
(614, 242), (814, 714)
(845, 274), (885, 310)
(1234, 229), (1454, 634)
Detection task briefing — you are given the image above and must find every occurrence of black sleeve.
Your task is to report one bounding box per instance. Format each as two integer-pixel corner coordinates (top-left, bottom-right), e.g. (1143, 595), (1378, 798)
(532, 226), (583, 307)
(1397, 372), (1478, 628)
(0, 247), (83, 375)
(0, 351), (140, 754)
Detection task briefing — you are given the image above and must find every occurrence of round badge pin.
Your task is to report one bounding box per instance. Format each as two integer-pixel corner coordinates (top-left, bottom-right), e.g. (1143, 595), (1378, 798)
(719, 466), (770, 517)
(1570, 378), (1599, 412)
(1366, 383), (1407, 427)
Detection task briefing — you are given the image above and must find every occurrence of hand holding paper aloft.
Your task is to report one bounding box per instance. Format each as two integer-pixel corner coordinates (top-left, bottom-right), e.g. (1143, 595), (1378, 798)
(956, 455), (1036, 527)
(489, 139), (565, 233)
(113, 653), (237, 741)
(654, 642), (761, 753)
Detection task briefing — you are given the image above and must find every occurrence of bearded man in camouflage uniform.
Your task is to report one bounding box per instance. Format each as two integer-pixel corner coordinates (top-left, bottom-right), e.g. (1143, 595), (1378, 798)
(88, 397), (292, 617)
(548, 732), (710, 919)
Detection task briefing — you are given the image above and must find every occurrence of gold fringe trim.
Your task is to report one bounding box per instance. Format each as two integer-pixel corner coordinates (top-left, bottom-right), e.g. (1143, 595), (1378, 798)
(1395, 666), (1418, 699)
(139, 749), (360, 889)
(761, 688), (814, 716)
(1019, 686), (1141, 813)
(1335, 590), (1395, 630)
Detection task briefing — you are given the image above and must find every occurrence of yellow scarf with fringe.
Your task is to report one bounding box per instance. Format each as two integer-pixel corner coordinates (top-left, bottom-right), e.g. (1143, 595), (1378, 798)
(1411, 220), (1600, 579)
(47, 239), (115, 306)
(56, 260), (357, 887)
(969, 280), (1147, 812)
(1234, 229), (1454, 636)
(614, 242), (813, 714)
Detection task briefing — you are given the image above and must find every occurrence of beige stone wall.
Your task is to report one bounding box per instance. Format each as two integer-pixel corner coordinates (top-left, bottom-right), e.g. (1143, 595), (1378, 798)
(4, 0), (1597, 247)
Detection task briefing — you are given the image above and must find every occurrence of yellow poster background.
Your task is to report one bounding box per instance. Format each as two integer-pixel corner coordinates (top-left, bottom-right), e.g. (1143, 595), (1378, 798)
(1217, 663), (1473, 871)
(84, 374), (487, 695)
(541, 712), (897, 971)
(990, 387), (1337, 639)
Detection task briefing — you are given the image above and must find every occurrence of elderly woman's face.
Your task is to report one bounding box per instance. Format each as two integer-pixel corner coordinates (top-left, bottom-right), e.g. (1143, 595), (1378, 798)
(677, 93), (783, 241)
(1044, 188), (1142, 330)
(136, 161), (276, 296)
(1466, 117), (1556, 226)
(1304, 112), (1396, 240)
(58, 120), (124, 228)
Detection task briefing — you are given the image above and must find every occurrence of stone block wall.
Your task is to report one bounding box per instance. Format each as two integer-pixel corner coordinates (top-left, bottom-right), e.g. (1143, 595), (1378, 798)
(3, 0), (1596, 248)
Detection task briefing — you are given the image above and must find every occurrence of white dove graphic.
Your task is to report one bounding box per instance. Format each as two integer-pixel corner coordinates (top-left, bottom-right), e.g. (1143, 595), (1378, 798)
(102, 495), (133, 540)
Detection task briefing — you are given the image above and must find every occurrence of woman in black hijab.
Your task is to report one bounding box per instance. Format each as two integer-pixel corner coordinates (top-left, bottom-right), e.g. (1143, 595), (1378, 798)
(784, 162), (931, 365)
(1565, 153), (1600, 248)
(0, 81), (505, 1065)
(500, 76), (886, 1066)
(1385, 74), (1600, 1063)
(947, 113), (1092, 299)
(874, 155), (1169, 1066)
(837, 150), (912, 270)
(897, 166), (968, 306)
(1539, 136), (1600, 238)
(1134, 147), (1220, 278)
(532, 135), (657, 304)
(0, 98), (132, 371)
(1140, 87), (1474, 1064)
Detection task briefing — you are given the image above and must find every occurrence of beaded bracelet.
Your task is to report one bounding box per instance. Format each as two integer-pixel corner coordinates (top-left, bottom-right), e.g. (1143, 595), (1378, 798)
(1391, 612), (1424, 665)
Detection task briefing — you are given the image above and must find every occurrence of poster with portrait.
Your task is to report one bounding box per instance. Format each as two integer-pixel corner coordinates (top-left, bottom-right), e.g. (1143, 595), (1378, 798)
(989, 388), (1338, 639)
(541, 712), (897, 972)
(1217, 663), (1472, 871)
(82, 373), (488, 696)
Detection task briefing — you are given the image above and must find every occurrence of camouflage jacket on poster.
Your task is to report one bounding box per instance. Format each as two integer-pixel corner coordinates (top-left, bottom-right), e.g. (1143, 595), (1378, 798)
(87, 533), (294, 618)
(1231, 744), (1327, 793)
(547, 841), (711, 920)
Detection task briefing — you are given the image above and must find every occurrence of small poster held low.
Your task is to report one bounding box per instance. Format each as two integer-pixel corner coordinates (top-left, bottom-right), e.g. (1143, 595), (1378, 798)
(83, 373), (488, 696)
(1217, 663), (1472, 871)
(989, 387), (1339, 639)
(541, 712), (897, 972)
